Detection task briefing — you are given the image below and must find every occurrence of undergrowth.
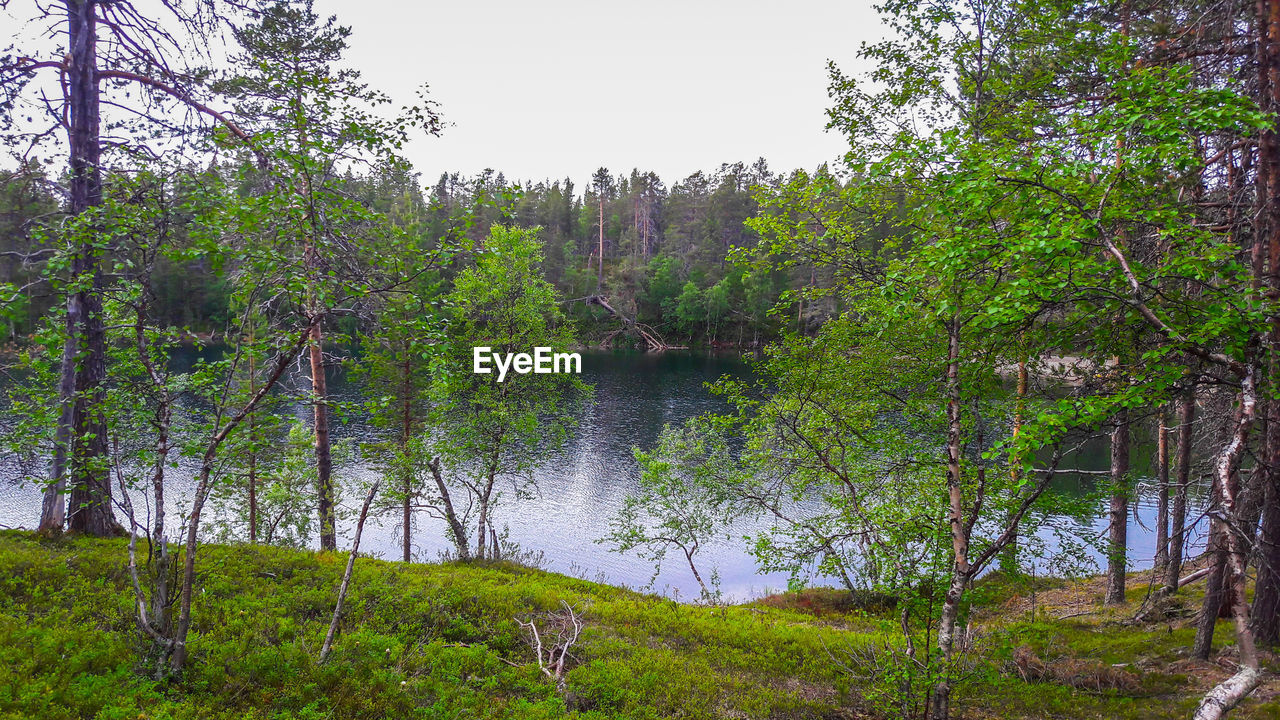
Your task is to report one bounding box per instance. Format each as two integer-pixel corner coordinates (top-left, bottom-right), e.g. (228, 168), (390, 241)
(0, 530), (1275, 719)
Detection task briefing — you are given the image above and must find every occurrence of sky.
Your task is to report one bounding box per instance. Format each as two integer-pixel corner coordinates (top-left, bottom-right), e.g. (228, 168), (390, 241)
(310, 0), (883, 185)
(0, 1), (885, 187)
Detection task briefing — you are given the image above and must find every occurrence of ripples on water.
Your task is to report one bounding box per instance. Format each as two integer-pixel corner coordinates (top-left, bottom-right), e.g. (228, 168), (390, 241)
(0, 350), (1210, 600)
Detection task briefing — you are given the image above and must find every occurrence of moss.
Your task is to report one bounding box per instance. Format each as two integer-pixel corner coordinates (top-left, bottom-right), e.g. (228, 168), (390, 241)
(0, 530), (1274, 719)
(753, 587), (899, 618)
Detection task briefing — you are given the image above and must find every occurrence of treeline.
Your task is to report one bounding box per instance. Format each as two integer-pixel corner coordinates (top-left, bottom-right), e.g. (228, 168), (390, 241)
(0, 162), (236, 338)
(0, 159), (832, 347)
(432, 161), (807, 346)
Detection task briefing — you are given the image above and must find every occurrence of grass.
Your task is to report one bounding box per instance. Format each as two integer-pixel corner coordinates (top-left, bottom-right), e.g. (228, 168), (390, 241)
(0, 530), (1275, 719)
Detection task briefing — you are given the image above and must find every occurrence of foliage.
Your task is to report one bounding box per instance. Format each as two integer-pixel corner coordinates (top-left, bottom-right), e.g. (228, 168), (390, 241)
(426, 225), (592, 560)
(0, 531), (1276, 720)
(604, 415), (742, 603)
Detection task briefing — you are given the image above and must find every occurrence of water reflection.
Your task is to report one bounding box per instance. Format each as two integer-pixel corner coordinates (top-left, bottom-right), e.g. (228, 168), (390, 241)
(0, 349), (1210, 600)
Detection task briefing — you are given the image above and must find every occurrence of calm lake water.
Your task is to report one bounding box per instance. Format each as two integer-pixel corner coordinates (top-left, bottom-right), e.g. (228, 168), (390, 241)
(0, 350), (1209, 600)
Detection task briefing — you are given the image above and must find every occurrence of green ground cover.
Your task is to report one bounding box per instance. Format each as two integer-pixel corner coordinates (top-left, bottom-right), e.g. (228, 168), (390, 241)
(0, 531), (1274, 720)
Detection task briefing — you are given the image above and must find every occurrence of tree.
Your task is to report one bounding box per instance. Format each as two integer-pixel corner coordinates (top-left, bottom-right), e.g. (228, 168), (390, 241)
(0, 163), (60, 340)
(641, 254), (684, 322)
(356, 286), (445, 562)
(812, 0), (1277, 715)
(343, 159), (457, 564)
(215, 0), (440, 550)
(606, 416), (739, 602)
(611, 1), (1278, 717)
(3, 0), (258, 536)
(672, 281), (704, 337)
(704, 280), (730, 341)
(589, 168), (613, 290)
(30, 161), (325, 676)
(426, 225), (590, 561)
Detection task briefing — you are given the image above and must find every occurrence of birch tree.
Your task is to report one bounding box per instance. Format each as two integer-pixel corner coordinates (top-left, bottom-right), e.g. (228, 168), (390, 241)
(426, 225), (590, 561)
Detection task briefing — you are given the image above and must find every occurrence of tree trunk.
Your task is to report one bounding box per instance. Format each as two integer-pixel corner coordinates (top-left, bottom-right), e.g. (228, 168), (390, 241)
(930, 315), (967, 720)
(1105, 408), (1130, 604)
(171, 458), (214, 673)
(477, 474), (494, 561)
(1000, 358), (1027, 574)
(1251, 0), (1280, 654)
(1192, 414), (1230, 663)
(1194, 522), (1228, 660)
(247, 448), (257, 544)
(68, 292), (113, 535)
(121, 311), (175, 677)
(63, 0), (116, 537)
(1249, 0), (1280, 649)
(428, 457), (470, 560)
(170, 324), (314, 673)
(1252, 400), (1280, 644)
(247, 351), (258, 544)
(401, 472), (412, 562)
(597, 196), (604, 290)
(149, 391), (171, 640)
(298, 137), (335, 551)
(1193, 366), (1264, 718)
(320, 480), (379, 663)
(38, 322), (76, 533)
(310, 326), (336, 551)
(401, 353), (413, 563)
(1154, 406), (1171, 579)
(1165, 389), (1196, 594)
(932, 571), (966, 720)
(682, 545), (711, 600)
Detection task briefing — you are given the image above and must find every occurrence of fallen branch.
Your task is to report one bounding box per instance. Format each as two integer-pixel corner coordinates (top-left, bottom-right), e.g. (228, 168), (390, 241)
(1176, 567), (1213, 588)
(319, 480), (381, 664)
(1192, 666), (1263, 720)
(1134, 551), (1229, 624)
(517, 601), (586, 692)
(575, 295), (682, 351)
(1055, 610), (1093, 620)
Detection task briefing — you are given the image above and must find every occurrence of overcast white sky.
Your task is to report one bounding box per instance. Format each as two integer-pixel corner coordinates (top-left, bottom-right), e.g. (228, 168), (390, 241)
(1, 1), (884, 186)
(311, 0), (883, 185)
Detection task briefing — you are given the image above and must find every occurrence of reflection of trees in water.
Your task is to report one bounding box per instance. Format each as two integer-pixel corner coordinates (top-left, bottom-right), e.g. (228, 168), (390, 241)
(0, 348), (1190, 595)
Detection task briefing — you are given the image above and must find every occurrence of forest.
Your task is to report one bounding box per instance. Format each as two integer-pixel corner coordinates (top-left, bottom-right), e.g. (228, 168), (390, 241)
(1, 1), (1280, 720)
(1, 157), (806, 349)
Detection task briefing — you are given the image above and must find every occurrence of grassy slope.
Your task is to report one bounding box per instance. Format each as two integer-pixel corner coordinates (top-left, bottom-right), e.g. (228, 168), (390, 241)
(0, 530), (1275, 720)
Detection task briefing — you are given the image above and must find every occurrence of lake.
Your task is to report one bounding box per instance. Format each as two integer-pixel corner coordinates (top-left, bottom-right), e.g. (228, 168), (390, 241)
(0, 350), (1208, 601)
